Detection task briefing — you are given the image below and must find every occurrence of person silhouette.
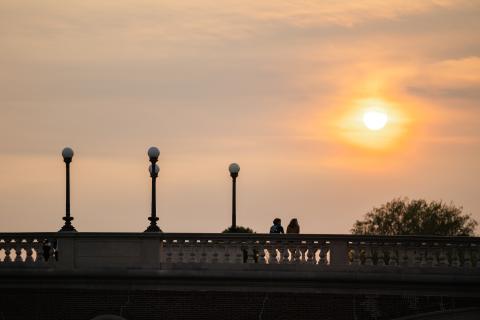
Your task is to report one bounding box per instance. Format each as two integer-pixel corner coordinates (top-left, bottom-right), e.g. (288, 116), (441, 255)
(270, 218), (284, 234)
(286, 218), (300, 234)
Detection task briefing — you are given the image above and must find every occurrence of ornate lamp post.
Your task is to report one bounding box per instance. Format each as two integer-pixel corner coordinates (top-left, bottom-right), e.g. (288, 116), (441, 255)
(59, 147), (77, 232)
(145, 146), (162, 232)
(229, 163), (240, 230)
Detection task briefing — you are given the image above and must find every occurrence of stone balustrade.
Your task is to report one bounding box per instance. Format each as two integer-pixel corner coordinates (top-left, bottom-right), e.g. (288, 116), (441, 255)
(0, 235), (49, 266)
(0, 233), (479, 271)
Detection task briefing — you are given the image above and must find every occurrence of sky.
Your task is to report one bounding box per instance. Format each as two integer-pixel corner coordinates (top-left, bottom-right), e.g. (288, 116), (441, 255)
(0, 0), (479, 234)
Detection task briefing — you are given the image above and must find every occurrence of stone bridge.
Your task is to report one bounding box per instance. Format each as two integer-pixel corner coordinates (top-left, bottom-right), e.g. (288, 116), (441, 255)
(0, 233), (479, 320)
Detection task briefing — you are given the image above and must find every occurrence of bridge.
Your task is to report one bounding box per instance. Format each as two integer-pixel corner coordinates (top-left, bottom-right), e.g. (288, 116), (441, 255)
(1, 232), (479, 320)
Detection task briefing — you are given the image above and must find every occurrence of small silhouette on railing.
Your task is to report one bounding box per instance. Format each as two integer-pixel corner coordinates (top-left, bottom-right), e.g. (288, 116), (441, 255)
(270, 218), (284, 234)
(42, 239), (58, 262)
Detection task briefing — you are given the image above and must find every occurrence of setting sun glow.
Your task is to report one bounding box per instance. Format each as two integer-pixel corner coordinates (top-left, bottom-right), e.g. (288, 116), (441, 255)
(333, 98), (410, 151)
(363, 110), (388, 131)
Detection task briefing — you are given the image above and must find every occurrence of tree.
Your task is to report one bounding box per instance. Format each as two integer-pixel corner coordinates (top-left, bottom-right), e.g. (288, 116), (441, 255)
(222, 226), (255, 233)
(351, 198), (477, 236)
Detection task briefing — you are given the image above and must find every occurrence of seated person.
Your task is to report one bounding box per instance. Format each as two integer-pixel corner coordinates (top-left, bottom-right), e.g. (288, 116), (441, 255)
(270, 218), (284, 234)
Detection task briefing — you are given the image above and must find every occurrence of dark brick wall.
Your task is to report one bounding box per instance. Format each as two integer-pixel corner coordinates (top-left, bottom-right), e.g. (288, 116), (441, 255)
(0, 289), (479, 320)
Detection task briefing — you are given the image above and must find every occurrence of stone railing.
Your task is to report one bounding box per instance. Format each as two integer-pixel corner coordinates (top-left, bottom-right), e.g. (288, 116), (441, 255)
(160, 234), (480, 268)
(0, 234), (52, 266)
(1, 233), (479, 271)
(161, 234), (332, 264)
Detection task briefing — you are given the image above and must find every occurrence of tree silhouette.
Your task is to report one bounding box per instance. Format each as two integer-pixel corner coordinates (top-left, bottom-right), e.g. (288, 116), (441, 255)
(351, 198), (477, 236)
(222, 226), (255, 233)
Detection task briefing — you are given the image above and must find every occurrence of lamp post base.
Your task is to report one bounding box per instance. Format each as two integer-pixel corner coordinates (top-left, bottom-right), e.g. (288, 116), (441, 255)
(144, 225), (162, 232)
(59, 217), (77, 232)
(144, 217), (162, 232)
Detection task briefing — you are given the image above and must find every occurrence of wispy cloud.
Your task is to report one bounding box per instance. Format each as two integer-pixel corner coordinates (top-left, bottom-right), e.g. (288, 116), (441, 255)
(408, 57), (480, 102)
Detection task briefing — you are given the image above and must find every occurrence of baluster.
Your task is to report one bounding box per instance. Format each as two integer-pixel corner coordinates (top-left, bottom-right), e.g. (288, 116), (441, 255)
(351, 242), (361, 266)
(172, 241), (181, 263)
(167, 241), (175, 263)
(388, 244), (398, 266)
(285, 243), (293, 264)
(267, 244), (278, 264)
(180, 240), (188, 263)
(14, 240), (23, 263)
(376, 243), (385, 267)
(182, 240), (190, 263)
(319, 243), (328, 265)
(306, 245), (316, 264)
(392, 243), (400, 267)
(385, 243), (392, 266)
(222, 241), (231, 264)
(400, 243), (410, 266)
(282, 242), (293, 263)
(204, 242), (213, 263)
(25, 239), (34, 264)
(383, 243), (391, 266)
(437, 245), (448, 267)
(199, 241), (208, 263)
(280, 242), (290, 264)
(164, 240), (173, 263)
(246, 242), (256, 264)
(211, 242), (219, 264)
(257, 243), (266, 264)
(451, 246), (460, 267)
(463, 246), (472, 268)
(159, 240), (166, 263)
(425, 243), (434, 267)
(273, 244), (281, 264)
(364, 245), (373, 266)
(4, 242), (12, 263)
(292, 245), (301, 264)
(419, 244), (427, 267)
(431, 244), (439, 267)
(31, 240), (43, 263)
(188, 241), (197, 263)
(233, 242), (243, 264)
(299, 244), (308, 264)
(276, 244), (283, 264)
(414, 245), (423, 266)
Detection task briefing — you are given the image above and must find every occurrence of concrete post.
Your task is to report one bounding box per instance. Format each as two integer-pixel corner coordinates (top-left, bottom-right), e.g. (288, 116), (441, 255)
(55, 237), (76, 270)
(329, 240), (349, 267)
(140, 237), (161, 269)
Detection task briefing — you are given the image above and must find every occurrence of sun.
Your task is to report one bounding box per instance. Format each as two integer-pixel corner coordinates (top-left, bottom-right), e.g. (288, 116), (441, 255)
(363, 110), (388, 130)
(331, 97), (410, 150)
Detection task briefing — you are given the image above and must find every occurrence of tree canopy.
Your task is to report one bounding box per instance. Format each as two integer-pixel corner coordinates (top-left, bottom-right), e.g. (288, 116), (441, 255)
(222, 226), (255, 233)
(351, 198), (477, 236)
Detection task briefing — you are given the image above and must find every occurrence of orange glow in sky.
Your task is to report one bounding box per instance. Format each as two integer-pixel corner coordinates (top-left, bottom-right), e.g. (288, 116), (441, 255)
(335, 98), (411, 151)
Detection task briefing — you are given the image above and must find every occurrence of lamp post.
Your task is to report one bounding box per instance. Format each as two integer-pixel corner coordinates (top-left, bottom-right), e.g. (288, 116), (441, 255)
(229, 163), (240, 230)
(145, 146), (162, 232)
(59, 147), (77, 232)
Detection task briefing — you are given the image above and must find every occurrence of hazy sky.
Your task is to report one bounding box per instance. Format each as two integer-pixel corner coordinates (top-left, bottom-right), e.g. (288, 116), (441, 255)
(1, 0), (479, 233)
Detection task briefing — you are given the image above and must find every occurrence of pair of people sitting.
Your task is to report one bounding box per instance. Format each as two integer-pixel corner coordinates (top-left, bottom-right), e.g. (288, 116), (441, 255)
(270, 218), (299, 234)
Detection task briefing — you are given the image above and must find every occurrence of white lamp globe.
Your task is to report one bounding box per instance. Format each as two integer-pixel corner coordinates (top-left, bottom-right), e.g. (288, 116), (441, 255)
(229, 163), (240, 174)
(62, 147), (74, 159)
(147, 146), (160, 159)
